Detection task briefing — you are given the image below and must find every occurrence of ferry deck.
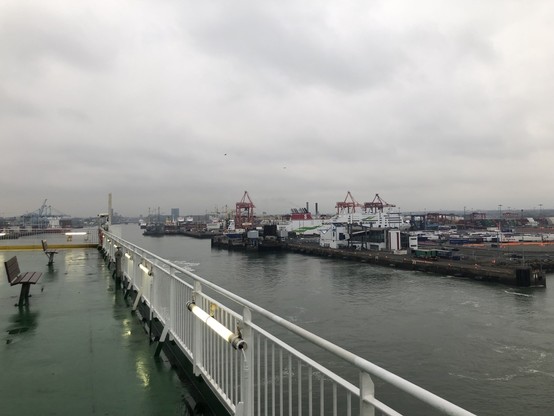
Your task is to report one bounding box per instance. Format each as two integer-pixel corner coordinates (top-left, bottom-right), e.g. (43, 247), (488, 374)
(0, 247), (207, 415)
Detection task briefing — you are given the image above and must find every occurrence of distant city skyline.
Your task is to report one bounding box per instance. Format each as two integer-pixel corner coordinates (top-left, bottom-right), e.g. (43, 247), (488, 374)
(4, 198), (551, 220)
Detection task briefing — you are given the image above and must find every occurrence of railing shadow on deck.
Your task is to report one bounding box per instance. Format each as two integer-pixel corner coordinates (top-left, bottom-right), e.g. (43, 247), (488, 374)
(101, 230), (475, 416)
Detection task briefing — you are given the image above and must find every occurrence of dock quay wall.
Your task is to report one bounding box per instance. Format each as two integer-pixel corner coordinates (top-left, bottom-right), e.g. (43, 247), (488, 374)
(181, 230), (219, 239)
(211, 235), (545, 287)
(284, 242), (545, 287)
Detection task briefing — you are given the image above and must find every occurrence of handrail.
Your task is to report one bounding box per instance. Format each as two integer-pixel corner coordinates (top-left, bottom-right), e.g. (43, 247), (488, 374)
(103, 230), (475, 416)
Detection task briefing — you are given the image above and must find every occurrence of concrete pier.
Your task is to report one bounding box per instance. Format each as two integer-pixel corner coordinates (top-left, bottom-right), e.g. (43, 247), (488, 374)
(211, 235), (547, 286)
(284, 242), (547, 287)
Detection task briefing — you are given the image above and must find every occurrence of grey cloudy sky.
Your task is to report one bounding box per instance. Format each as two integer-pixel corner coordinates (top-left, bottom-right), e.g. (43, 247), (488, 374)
(2, 0), (553, 217)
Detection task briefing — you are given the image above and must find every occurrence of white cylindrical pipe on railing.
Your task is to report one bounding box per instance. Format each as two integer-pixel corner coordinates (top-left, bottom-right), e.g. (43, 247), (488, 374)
(186, 302), (246, 351)
(139, 263), (151, 275)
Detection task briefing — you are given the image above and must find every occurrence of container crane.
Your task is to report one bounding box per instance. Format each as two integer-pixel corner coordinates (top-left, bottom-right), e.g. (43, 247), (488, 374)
(363, 193), (396, 213)
(235, 191), (255, 229)
(335, 191), (362, 214)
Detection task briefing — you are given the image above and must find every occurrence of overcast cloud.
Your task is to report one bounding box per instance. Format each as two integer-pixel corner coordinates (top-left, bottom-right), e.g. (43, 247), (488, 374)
(1, 0), (553, 217)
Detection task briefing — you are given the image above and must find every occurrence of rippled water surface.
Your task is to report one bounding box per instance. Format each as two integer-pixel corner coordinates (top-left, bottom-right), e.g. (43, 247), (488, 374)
(117, 224), (554, 415)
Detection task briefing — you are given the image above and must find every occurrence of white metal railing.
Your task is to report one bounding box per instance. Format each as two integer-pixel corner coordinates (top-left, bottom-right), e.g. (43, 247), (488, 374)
(102, 230), (475, 416)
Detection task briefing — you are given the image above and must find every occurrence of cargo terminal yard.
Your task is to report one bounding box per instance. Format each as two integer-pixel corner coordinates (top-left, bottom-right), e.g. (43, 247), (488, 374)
(207, 191), (552, 287)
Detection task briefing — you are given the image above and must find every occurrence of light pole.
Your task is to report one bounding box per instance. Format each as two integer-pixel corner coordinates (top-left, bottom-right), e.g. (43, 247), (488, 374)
(498, 205), (503, 241)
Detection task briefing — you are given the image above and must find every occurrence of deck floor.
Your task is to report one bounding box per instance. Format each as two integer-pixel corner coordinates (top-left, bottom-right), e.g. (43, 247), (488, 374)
(0, 249), (196, 416)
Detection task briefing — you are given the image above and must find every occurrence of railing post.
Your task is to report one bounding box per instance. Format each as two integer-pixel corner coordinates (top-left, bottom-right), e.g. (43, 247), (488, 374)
(154, 268), (174, 357)
(132, 256), (142, 311)
(114, 247), (123, 289)
(148, 261), (155, 342)
(192, 281), (203, 376)
(169, 267), (175, 334)
(109, 239), (115, 261)
(239, 307), (254, 416)
(359, 371), (375, 416)
(123, 251), (133, 299)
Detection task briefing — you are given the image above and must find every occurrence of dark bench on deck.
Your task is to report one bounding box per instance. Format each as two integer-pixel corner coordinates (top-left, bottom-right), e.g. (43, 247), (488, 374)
(4, 256), (43, 306)
(42, 239), (58, 264)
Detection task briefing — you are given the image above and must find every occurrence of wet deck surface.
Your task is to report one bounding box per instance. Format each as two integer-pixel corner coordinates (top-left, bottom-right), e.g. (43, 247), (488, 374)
(0, 249), (191, 416)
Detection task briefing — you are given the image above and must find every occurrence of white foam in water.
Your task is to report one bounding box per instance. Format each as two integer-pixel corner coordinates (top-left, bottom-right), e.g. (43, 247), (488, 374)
(174, 260), (199, 272)
(503, 290), (532, 297)
(461, 300), (480, 308)
(526, 369), (554, 378)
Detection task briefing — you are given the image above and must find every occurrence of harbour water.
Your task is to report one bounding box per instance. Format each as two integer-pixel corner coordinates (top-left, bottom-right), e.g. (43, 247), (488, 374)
(115, 224), (554, 416)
